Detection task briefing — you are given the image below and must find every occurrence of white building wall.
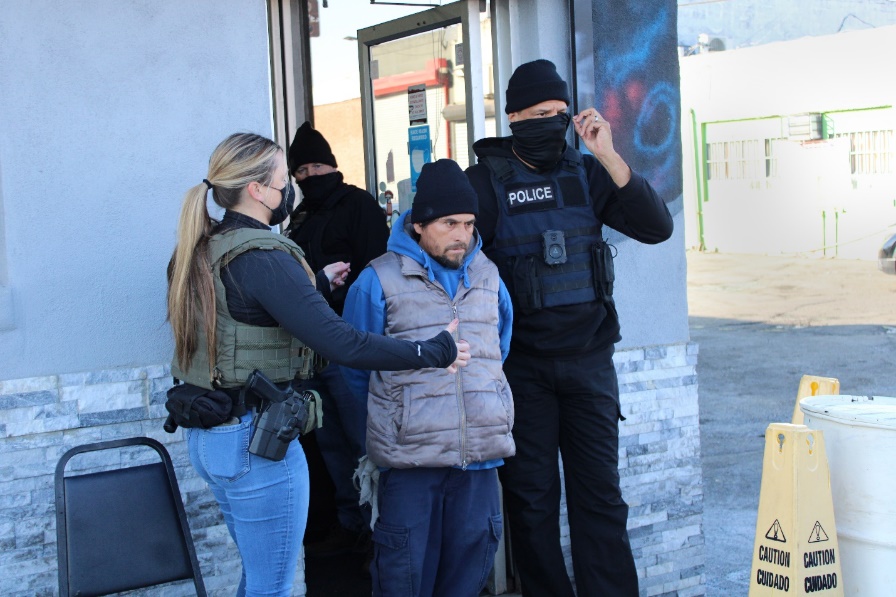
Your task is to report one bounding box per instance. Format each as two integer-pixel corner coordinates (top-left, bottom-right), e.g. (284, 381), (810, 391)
(678, 0), (896, 49)
(681, 25), (896, 258)
(0, 2), (284, 595)
(0, 0), (274, 381)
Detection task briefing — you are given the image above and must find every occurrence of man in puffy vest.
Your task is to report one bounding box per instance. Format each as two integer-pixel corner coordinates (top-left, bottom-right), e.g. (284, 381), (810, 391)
(341, 159), (515, 597)
(285, 122), (389, 562)
(465, 59), (674, 596)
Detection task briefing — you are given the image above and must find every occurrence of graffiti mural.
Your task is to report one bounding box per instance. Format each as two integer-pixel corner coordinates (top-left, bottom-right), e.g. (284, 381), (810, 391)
(591, 0), (682, 208)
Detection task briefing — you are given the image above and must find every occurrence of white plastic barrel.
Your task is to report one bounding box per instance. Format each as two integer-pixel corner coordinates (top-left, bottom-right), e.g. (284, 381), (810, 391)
(800, 395), (896, 595)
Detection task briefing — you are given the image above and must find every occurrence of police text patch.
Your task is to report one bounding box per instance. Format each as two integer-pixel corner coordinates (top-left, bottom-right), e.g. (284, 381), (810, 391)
(505, 182), (559, 214)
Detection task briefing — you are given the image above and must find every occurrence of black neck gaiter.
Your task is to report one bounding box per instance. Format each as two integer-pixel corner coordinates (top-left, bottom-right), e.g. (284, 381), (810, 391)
(297, 171), (344, 211)
(509, 112), (571, 170)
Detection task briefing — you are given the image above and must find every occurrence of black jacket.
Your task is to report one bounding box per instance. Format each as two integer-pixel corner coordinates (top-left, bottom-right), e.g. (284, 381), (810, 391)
(466, 137), (674, 356)
(286, 182), (389, 315)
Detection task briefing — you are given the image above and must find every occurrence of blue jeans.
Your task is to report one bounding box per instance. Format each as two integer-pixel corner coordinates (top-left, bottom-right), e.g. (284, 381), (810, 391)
(188, 412), (310, 597)
(371, 467), (503, 597)
(314, 364), (368, 532)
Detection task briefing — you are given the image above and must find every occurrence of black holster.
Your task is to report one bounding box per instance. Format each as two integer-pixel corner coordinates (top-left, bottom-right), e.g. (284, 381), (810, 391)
(245, 370), (314, 461)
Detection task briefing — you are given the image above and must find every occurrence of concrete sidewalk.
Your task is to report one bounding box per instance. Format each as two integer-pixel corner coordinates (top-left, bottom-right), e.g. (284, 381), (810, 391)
(688, 250), (896, 595)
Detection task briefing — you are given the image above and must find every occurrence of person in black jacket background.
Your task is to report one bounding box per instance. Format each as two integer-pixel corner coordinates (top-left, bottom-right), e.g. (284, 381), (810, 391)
(285, 122), (389, 564)
(465, 59), (674, 597)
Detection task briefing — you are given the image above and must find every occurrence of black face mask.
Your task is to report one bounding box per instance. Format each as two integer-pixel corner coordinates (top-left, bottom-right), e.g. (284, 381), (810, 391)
(509, 112), (571, 170)
(267, 182), (295, 226)
(297, 171), (344, 210)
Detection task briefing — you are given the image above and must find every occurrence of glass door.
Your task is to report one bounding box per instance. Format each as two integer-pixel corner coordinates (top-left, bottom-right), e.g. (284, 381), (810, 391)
(358, 1), (492, 225)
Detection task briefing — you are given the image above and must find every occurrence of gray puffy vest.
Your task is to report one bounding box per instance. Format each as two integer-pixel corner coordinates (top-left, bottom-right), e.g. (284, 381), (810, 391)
(365, 250), (515, 469)
(171, 229), (318, 390)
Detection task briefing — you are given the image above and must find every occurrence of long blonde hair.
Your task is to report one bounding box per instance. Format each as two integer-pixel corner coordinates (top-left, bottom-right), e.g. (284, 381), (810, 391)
(167, 133), (282, 374)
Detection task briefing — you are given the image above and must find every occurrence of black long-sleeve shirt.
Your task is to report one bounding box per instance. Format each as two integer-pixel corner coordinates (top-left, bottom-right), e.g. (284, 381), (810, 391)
(212, 211), (455, 371)
(286, 184), (389, 315)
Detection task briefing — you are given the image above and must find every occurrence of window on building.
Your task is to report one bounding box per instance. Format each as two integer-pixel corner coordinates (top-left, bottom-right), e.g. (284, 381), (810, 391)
(834, 129), (894, 175)
(706, 138), (770, 181)
(765, 138), (782, 178)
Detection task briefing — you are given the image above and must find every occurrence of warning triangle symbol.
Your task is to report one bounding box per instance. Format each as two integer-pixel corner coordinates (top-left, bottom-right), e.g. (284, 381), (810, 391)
(765, 519), (787, 543)
(808, 521), (830, 543)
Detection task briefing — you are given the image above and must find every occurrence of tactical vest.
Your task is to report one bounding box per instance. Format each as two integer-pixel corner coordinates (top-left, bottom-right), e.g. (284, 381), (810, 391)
(171, 229), (319, 390)
(481, 146), (613, 312)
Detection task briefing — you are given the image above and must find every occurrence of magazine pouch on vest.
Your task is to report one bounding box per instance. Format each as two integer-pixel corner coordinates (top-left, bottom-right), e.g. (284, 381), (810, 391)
(498, 254), (543, 311)
(592, 239), (615, 302)
(482, 149), (614, 313)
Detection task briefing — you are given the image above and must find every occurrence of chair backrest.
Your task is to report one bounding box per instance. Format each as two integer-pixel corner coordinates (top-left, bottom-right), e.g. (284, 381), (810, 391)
(55, 436), (206, 597)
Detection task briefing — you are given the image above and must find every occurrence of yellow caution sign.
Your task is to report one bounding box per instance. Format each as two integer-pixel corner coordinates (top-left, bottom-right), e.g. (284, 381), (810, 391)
(750, 423), (843, 596)
(792, 376), (840, 425)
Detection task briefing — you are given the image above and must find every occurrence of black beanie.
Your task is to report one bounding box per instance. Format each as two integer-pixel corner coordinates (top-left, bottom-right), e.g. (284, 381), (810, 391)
(287, 121), (337, 174)
(504, 59), (571, 114)
(411, 159), (479, 224)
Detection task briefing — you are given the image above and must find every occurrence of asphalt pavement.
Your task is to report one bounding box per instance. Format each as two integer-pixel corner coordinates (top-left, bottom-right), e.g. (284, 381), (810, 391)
(688, 250), (896, 595)
(308, 251), (895, 597)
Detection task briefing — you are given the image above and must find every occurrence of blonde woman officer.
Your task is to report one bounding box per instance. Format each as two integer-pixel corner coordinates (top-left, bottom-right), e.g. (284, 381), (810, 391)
(167, 132), (467, 597)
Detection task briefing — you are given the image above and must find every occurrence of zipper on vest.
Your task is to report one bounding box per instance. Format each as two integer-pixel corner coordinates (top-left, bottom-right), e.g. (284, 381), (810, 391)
(453, 304), (467, 470)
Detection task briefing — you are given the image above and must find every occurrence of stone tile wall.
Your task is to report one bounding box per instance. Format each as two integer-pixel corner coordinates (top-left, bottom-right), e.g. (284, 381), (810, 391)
(0, 342), (701, 596)
(617, 342), (704, 597)
(0, 365), (305, 597)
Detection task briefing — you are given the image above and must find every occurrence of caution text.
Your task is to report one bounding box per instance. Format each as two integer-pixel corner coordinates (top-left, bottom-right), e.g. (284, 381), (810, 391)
(803, 549), (835, 569)
(758, 545), (791, 568)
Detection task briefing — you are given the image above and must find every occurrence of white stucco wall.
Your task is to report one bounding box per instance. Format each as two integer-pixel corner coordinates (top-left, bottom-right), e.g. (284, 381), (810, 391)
(509, 0), (571, 74)
(0, 1), (274, 381)
(680, 25), (896, 258)
(682, 25), (896, 125)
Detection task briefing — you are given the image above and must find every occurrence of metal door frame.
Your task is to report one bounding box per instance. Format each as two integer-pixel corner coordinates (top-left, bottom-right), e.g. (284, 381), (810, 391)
(356, 0), (486, 194)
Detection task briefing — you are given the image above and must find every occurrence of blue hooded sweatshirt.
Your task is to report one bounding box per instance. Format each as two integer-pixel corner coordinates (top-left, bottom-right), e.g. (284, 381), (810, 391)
(341, 210), (513, 469)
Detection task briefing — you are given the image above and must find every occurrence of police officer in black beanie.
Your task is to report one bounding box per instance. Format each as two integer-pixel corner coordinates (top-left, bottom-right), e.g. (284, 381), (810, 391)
(465, 59), (674, 596)
(285, 121), (389, 565)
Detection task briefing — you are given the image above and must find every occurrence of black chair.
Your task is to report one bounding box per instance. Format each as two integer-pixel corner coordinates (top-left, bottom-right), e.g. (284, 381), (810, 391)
(55, 436), (207, 596)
